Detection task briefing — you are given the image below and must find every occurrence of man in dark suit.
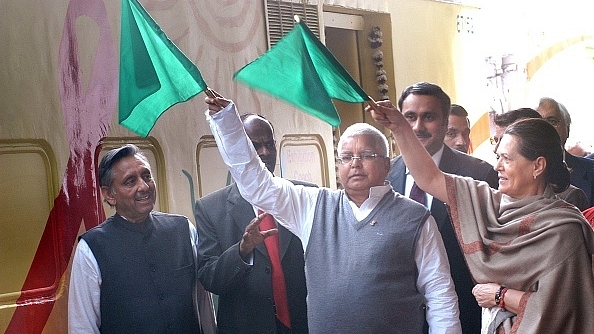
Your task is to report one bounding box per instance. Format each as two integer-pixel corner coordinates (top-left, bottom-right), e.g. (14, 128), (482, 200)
(195, 113), (309, 334)
(537, 97), (594, 206)
(444, 104), (471, 153)
(387, 82), (499, 334)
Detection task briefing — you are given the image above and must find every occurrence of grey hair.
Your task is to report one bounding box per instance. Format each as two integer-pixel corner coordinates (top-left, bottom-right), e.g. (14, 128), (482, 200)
(337, 123), (389, 157)
(557, 102), (572, 128)
(98, 144), (149, 189)
(539, 97), (571, 128)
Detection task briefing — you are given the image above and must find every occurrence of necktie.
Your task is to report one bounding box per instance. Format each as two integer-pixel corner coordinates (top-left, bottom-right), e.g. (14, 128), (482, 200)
(258, 210), (291, 328)
(410, 182), (427, 206)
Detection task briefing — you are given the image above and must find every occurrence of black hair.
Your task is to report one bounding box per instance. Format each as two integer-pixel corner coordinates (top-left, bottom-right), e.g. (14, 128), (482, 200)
(504, 118), (570, 193)
(450, 104), (468, 117)
(397, 82), (451, 121)
(494, 108), (541, 127)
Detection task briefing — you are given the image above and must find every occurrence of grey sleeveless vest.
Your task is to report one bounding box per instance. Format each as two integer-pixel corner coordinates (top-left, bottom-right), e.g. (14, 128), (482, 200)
(305, 188), (430, 333)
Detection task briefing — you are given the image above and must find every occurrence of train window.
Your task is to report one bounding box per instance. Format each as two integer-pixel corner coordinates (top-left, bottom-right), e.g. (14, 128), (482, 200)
(0, 140), (58, 303)
(196, 136), (228, 197)
(279, 134), (329, 187)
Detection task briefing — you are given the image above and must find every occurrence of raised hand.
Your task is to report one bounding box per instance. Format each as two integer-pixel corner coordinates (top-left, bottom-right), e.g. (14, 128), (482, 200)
(365, 100), (403, 131)
(239, 212), (279, 259)
(204, 88), (231, 115)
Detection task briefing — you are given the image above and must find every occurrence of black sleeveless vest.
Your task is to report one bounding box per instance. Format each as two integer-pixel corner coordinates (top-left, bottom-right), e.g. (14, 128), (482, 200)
(82, 212), (200, 334)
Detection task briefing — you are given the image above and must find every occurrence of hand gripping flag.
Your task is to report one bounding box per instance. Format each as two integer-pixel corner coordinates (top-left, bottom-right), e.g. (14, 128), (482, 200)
(119, 0), (207, 137)
(234, 18), (369, 127)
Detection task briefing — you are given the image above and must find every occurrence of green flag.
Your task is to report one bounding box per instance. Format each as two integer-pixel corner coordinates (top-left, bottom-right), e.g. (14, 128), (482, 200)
(234, 20), (369, 127)
(119, 0), (207, 137)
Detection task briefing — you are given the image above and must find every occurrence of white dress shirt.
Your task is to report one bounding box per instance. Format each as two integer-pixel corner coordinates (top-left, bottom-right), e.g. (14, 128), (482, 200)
(405, 145), (445, 208)
(206, 102), (461, 333)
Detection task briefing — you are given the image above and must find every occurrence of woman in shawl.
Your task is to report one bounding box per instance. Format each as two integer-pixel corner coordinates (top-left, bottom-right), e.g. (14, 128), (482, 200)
(367, 100), (594, 334)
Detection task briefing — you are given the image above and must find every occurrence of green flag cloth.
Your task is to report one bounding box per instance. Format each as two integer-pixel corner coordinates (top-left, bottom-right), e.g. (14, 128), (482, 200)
(119, 0), (207, 137)
(234, 20), (368, 127)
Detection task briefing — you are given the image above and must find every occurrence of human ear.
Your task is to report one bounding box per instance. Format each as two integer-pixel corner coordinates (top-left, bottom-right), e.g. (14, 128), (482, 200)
(533, 156), (546, 179)
(101, 186), (116, 206)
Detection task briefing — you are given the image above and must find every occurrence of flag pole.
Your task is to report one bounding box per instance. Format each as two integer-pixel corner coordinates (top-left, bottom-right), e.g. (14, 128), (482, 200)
(367, 96), (379, 112)
(205, 87), (224, 108)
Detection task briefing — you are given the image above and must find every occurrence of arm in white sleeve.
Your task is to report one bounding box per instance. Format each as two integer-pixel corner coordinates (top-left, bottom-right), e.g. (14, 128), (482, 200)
(68, 239), (101, 334)
(415, 216), (462, 334)
(206, 102), (318, 247)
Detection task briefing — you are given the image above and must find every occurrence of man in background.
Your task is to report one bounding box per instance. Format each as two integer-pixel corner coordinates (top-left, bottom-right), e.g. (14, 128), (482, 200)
(195, 114), (310, 333)
(490, 107), (541, 145)
(444, 103), (471, 153)
(537, 97), (594, 206)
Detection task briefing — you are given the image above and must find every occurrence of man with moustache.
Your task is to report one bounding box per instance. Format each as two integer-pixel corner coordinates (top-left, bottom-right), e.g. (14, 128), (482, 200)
(203, 93), (461, 333)
(387, 82), (499, 334)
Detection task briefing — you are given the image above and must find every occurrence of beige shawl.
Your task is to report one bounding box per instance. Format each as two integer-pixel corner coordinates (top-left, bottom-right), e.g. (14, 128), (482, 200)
(445, 174), (594, 334)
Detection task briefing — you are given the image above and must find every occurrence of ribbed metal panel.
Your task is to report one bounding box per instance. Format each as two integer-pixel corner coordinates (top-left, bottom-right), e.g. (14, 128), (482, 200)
(265, 0), (320, 48)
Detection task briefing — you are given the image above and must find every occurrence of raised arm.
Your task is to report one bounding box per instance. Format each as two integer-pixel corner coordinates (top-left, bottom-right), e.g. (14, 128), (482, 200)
(203, 90), (318, 246)
(204, 88), (230, 115)
(366, 100), (448, 203)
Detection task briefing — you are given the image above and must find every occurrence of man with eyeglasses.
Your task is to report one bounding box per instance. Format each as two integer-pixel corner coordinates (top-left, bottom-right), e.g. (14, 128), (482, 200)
(537, 97), (594, 206)
(386, 82), (499, 334)
(204, 93), (461, 333)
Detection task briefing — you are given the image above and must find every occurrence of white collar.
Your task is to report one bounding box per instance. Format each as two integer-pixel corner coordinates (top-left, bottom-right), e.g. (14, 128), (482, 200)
(406, 144), (444, 175)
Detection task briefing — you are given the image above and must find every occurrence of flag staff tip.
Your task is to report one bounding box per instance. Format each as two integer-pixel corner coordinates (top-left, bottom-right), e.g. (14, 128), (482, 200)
(367, 96), (379, 112)
(294, 15), (300, 23)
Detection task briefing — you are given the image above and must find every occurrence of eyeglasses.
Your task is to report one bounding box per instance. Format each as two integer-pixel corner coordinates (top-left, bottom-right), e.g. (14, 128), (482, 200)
(544, 117), (561, 128)
(490, 136), (499, 145)
(337, 153), (384, 165)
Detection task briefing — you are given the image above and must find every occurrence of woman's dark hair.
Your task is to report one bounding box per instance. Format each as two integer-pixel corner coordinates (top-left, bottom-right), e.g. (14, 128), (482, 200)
(505, 118), (570, 193)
